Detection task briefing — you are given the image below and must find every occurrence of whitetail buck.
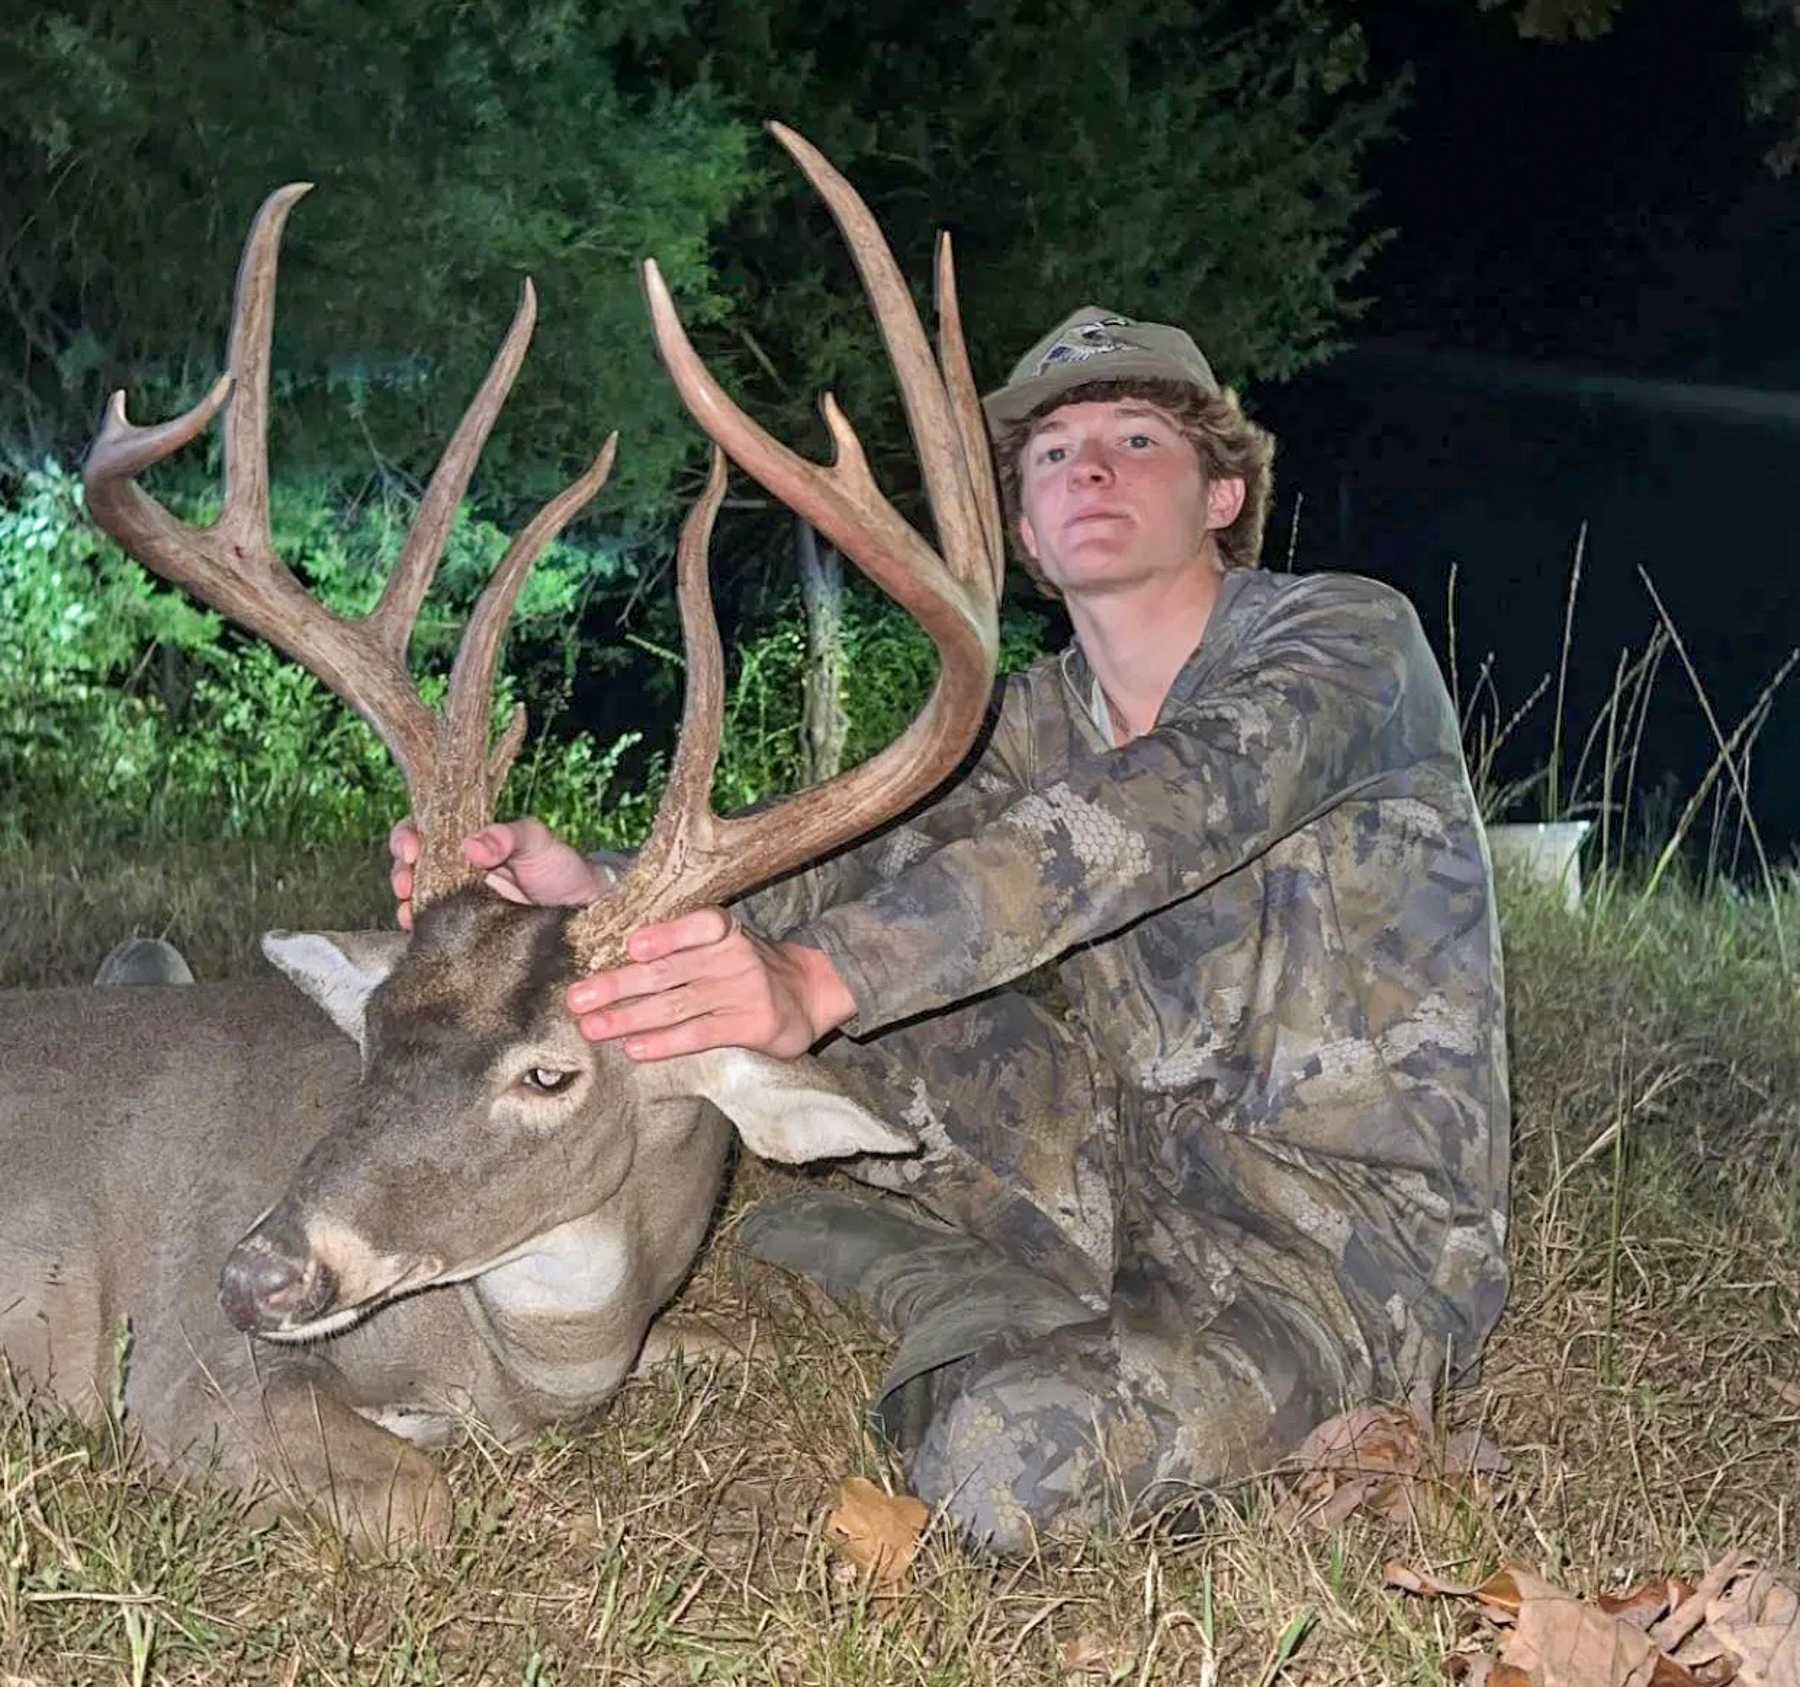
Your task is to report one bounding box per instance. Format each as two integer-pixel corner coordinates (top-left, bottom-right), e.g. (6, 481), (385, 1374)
(0, 126), (1001, 1549)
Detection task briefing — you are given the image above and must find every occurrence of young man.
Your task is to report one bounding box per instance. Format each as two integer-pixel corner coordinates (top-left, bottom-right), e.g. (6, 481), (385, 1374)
(392, 307), (1510, 1549)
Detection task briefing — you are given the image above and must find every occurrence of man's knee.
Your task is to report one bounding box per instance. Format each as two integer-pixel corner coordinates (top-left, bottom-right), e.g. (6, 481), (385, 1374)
(901, 1331), (1121, 1553)
(897, 1289), (1365, 1552)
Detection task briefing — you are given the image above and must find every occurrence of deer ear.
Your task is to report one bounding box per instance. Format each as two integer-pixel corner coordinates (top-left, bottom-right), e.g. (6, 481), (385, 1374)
(667, 1047), (917, 1164)
(260, 930), (409, 1050)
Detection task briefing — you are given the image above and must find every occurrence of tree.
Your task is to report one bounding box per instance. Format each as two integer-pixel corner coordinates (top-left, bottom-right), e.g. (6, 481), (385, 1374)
(0, 0), (757, 508)
(641, 0), (1399, 482)
(1476, 0), (1799, 173)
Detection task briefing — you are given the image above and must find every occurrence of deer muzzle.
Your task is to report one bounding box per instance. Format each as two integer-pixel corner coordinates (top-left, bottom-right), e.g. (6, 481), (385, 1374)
(220, 1209), (448, 1338)
(219, 1217), (337, 1334)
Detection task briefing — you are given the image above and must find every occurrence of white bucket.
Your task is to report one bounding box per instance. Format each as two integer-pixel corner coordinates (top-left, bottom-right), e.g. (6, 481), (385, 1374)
(1484, 820), (1592, 910)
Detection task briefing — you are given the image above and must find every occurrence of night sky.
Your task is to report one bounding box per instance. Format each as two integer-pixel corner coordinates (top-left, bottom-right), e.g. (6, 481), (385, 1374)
(1254, 0), (1800, 864)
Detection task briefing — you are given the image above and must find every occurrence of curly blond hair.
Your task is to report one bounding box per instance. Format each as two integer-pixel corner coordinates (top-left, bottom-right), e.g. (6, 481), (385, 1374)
(992, 377), (1276, 584)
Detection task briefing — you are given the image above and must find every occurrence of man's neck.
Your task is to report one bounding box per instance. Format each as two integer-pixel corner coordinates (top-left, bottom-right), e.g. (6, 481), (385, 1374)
(1066, 564), (1225, 743)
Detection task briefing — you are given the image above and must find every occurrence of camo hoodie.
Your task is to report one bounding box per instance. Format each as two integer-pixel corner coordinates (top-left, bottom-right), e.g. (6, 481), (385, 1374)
(744, 565), (1510, 1400)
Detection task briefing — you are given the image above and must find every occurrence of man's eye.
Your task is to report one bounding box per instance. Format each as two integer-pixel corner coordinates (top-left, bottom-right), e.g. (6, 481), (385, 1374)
(1038, 445), (1067, 465)
(520, 1067), (576, 1095)
(1125, 433), (1155, 449)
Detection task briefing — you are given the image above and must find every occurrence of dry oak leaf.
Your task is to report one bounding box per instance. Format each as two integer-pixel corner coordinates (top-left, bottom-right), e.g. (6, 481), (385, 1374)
(1706, 1566), (1800, 1687)
(824, 1476), (929, 1592)
(1276, 1402), (1506, 1530)
(1385, 1562), (1723, 1687)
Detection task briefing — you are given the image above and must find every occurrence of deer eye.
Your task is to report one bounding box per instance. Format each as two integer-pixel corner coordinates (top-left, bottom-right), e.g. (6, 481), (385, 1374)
(520, 1067), (577, 1095)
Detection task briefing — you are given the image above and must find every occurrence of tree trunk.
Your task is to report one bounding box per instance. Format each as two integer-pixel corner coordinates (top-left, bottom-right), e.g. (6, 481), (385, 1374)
(795, 516), (849, 786)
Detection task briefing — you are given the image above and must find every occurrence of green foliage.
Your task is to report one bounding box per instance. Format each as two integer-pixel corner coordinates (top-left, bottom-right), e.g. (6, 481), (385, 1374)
(0, 0), (1403, 547)
(1, 465), (1052, 852)
(1744, 0), (1800, 174)
(642, 0), (1400, 484)
(0, 0), (755, 506)
(533, 581), (1054, 852)
(0, 462), (634, 848)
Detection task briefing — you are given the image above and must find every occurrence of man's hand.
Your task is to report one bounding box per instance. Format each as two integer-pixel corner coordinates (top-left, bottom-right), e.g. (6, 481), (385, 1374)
(566, 907), (857, 1060)
(387, 818), (608, 931)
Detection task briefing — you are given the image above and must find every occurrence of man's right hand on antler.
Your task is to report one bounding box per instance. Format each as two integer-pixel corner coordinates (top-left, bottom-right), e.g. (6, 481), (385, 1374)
(388, 818), (608, 931)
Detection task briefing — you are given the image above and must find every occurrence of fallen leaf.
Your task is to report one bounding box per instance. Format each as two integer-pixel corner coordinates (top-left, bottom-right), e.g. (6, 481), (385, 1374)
(1444, 1657), (1534, 1686)
(1060, 1632), (1123, 1673)
(1278, 1404), (1505, 1530)
(1655, 1554), (1748, 1653)
(1389, 1561), (1723, 1687)
(1707, 1566), (1800, 1687)
(824, 1476), (929, 1594)
(1769, 1379), (1800, 1412)
(1602, 1579), (1689, 1634)
(1503, 1583), (1671, 1687)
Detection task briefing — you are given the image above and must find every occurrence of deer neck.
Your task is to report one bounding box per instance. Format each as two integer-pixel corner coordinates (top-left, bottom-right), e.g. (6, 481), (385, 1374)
(465, 1211), (653, 1406)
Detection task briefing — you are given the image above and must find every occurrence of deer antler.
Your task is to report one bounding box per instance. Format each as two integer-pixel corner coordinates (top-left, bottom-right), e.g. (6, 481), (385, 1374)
(567, 123), (1004, 971)
(81, 185), (616, 910)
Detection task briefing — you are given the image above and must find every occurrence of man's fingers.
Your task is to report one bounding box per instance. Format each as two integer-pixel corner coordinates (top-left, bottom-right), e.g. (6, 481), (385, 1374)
(568, 957), (687, 1016)
(576, 979), (715, 1041)
(387, 819), (420, 865)
(580, 1015), (728, 1062)
(624, 906), (736, 962)
(465, 823), (518, 868)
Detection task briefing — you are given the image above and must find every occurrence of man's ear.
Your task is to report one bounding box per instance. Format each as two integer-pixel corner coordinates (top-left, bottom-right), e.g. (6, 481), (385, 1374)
(1205, 476), (1246, 532)
(261, 930), (409, 1049)
(1017, 508), (1042, 564)
(647, 1046), (917, 1163)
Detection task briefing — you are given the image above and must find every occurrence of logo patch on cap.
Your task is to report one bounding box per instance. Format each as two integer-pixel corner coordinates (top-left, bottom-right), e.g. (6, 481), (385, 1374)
(1034, 316), (1137, 375)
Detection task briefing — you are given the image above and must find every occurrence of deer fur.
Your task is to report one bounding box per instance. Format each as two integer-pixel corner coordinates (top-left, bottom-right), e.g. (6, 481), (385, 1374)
(0, 891), (911, 1549)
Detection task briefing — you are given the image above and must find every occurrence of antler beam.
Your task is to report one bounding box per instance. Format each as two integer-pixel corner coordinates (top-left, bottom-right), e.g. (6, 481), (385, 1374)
(567, 123), (1004, 970)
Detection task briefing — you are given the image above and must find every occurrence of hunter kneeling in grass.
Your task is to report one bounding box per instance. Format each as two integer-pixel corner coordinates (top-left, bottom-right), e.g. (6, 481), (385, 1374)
(392, 307), (1511, 1551)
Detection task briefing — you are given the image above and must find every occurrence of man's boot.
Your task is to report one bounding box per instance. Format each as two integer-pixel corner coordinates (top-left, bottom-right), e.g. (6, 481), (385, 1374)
(734, 1190), (1096, 1439)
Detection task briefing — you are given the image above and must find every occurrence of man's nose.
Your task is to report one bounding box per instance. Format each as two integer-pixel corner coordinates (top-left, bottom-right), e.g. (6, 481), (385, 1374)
(1068, 442), (1113, 482)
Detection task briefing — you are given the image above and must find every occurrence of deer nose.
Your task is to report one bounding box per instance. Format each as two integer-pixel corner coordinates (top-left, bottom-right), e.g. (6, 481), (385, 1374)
(219, 1231), (337, 1332)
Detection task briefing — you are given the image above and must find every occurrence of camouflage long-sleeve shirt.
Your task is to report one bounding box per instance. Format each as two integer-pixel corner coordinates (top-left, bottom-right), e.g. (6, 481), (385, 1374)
(746, 566), (1510, 1386)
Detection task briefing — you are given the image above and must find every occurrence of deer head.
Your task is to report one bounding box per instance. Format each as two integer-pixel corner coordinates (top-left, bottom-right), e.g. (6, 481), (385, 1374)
(81, 126), (1001, 1345)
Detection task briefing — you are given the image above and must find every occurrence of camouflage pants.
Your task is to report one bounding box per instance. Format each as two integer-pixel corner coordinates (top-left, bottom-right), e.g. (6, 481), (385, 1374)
(817, 989), (1505, 1551)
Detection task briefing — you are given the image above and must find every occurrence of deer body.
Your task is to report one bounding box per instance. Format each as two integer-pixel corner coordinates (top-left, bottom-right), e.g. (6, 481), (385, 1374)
(0, 894), (915, 1545)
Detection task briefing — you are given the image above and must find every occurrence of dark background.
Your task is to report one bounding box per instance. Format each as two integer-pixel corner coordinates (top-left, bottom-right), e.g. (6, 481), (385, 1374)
(1256, 0), (1798, 860)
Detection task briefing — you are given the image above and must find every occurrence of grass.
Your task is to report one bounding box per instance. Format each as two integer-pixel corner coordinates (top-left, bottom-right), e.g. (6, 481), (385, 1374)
(2, 846), (1797, 1684)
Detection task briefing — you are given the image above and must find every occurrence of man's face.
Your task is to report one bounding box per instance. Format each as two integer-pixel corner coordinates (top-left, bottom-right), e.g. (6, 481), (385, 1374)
(1014, 399), (1243, 598)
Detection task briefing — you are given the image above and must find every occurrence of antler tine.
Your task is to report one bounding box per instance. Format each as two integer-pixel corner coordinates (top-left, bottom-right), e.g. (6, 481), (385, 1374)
(83, 183), (618, 914)
(933, 231), (1006, 600)
(415, 432), (620, 904)
(567, 128), (1001, 971)
(649, 447), (732, 852)
(764, 122), (995, 594)
(365, 281), (540, 666)
(565, 450), (731, 969)
(216, 184), (307, 586)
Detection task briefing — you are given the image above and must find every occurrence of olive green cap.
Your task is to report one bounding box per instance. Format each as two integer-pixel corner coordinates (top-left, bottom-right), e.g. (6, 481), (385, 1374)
(981, 305), (1220, 433)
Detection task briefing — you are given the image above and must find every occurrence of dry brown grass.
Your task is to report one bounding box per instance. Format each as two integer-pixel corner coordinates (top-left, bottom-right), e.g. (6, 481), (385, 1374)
(2, 850), (1795, 1684)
